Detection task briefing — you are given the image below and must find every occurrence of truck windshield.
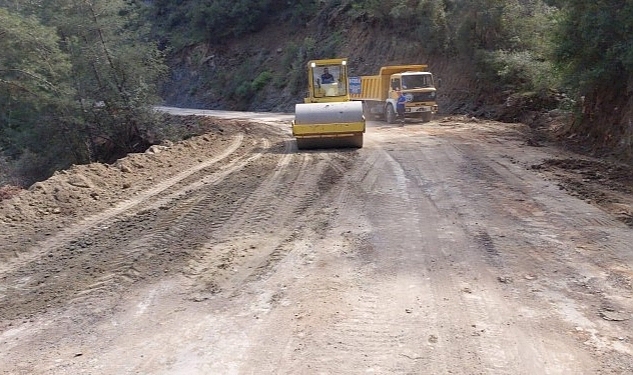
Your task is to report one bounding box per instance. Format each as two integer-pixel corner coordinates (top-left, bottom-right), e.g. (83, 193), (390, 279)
(313, 64), (347, 97)
(402, 74), (433, 89)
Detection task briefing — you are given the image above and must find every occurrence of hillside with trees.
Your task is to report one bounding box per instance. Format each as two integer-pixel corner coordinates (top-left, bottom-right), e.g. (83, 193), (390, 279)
(1, 0), (166, 186)
(2, 0), (633, 186)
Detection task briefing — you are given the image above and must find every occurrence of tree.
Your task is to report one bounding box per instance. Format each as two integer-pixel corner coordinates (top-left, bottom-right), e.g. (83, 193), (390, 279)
(553, 1), (633, 154)
(147, 0), (287, 48)
(1, 0), (167, 184)
(553, 1), (631, 93)
(0, 7), (82, 184)
(41, 0), (167, 162)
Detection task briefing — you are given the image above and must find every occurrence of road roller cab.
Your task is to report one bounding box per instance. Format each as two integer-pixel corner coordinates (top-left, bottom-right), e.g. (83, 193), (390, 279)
(292, 58), (366, 149)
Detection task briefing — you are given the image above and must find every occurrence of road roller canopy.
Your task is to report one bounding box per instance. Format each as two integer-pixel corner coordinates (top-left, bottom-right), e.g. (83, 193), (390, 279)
(306, 58), (350, 102)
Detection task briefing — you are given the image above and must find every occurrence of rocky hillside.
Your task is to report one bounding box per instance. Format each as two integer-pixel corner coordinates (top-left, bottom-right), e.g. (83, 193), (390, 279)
(161, 22), (473, 112)
(161, 18), (564, 134)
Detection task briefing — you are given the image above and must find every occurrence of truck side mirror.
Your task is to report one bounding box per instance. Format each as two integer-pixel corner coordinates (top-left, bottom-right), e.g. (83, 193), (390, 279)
(437, 78), (442, 88)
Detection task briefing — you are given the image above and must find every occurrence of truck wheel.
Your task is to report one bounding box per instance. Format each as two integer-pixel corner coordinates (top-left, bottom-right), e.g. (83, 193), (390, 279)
(422, 111), (433, 122)
(386, 104), (397, 124)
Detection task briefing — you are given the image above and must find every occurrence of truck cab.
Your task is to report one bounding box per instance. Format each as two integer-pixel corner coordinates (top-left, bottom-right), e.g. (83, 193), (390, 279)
(349, 64), (439, 124)
(388, 71), (438, 122)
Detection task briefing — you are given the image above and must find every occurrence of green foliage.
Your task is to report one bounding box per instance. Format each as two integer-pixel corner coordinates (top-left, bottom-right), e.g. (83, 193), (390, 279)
(272, 37), (318, 96)
(317, 32), (343, 60)
(550, 0), (633, 153)
(0, 8), (74, 107)
(453, 0), (514, 55)
(147, 0), (288, 48)
(0, 7), (82, 183)
(443, 0), (561, 103)
(476, 50), (558, 92)
(1, 1), (167, 183)
(411, 0), (451, 54)
(279, 0), (319, 25)
(348, 0), (395, 22)
(48, 0), (167, 162)
(145, 0), (563, 113)
(252, 71), (272, 92)
(8, 0), (619, 179)
(235, 82), (253, 100)
(552, 1), (633, 94)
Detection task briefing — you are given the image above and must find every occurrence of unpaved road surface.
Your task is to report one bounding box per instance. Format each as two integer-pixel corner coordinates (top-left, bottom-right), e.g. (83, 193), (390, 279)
(2, 108), (633, 374)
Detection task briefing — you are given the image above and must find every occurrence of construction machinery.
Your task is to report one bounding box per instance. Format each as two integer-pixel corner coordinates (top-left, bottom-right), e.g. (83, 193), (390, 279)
(292, 58), (365, 149)
(349, 65), (438, 123)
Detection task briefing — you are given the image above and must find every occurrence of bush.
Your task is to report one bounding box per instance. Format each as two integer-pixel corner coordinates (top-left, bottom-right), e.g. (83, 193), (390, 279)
(476, 49), (558, 93)
(252, 71), (272, 91)
(235, 82), (253, 100)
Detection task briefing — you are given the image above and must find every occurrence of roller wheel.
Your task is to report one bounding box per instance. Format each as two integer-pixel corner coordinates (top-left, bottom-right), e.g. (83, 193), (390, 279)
(296, 135), (363, 150)
(348, 134), (363, 148)
(296, 138), (327, 150)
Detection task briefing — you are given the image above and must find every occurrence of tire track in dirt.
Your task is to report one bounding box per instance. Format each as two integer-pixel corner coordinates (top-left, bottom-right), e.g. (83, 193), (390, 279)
(390, 134), (599, 373)
(0, 134), (245, 276)
(426, 131), (633, 370)
(6, 117), (633, 374)
(248, 143), (441, 373)
(185, 142), (365, 297)
(259, 141), (411, 372)
(354, 145), (479, 373)
(194, 147), (375, 373)
(0, 134), (276, 320)
(66, 138), (275, 302)
(280, 129), (594, 374)
(104, 145), (374, 374)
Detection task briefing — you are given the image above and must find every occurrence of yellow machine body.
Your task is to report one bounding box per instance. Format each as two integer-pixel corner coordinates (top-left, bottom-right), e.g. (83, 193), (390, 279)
(350, 64), (438, 123)
(292, 58), (366, 149)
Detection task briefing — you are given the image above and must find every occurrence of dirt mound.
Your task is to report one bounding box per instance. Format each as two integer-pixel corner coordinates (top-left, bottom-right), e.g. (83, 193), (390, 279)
(0, 115), (258, 255)
(533, 157), (633, 227)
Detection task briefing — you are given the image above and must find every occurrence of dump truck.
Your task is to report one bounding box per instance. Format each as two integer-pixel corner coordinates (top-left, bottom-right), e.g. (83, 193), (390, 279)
(292, 58), (366, 149)
(349, 65), (438, 124)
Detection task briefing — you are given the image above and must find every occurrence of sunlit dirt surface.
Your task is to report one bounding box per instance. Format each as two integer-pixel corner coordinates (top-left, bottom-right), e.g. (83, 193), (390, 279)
(1, 111), (633, 374)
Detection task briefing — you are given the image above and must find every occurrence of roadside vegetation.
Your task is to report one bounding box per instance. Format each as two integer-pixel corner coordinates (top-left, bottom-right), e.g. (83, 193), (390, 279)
(0, 1), (166, 186)
(1, 0), (633, 188)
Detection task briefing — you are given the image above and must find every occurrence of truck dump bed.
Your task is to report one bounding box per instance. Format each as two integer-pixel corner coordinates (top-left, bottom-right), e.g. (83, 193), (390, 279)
(350, 65), (428, 101)
(349, 75), (385, 101)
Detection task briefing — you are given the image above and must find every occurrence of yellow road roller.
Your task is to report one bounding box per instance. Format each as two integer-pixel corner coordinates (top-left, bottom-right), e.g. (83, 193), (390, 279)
(292, 58), (365, 149)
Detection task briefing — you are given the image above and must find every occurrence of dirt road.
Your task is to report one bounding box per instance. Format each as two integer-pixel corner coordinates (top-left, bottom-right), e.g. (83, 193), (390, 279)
(1, 109), (633, 374)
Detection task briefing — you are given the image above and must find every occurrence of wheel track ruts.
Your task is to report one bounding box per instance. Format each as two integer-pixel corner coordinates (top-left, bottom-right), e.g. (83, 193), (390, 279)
(0, 135), (282, 318)
(188, 141), (363, 295)
(440, 141), (633, 295)
(397, 137), (633, 367)
(158, 139), (300, 288)
(234, 152), (371, 286)
(326, 144), (522, 372)
(322, 149), (381, 211)
(185, 145), (320, 289)
(0, 134), (246, 276)
(68, 138), (276, 301)
(205, 139), (297, 240)
(290, 282), (439, 373)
